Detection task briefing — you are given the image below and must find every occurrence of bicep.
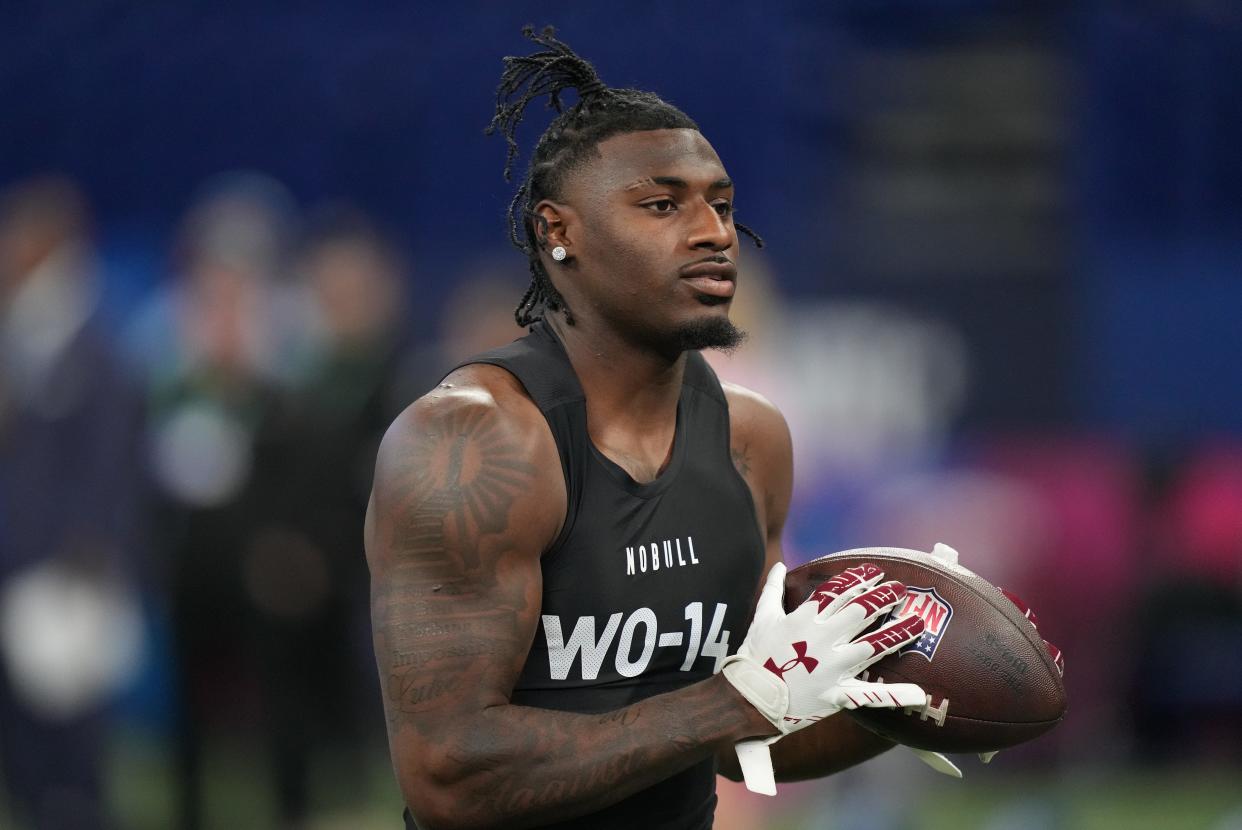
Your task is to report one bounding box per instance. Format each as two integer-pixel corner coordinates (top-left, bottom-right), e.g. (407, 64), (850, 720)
(366, 395), (563, 780)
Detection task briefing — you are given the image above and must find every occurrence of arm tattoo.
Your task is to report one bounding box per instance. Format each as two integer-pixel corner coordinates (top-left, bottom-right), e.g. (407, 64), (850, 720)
(373, 403), (538, 730)
(391, 404), (537, 572)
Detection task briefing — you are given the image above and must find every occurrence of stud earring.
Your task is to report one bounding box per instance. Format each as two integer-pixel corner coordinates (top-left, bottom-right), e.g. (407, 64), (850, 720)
(551, 246), (567, 262)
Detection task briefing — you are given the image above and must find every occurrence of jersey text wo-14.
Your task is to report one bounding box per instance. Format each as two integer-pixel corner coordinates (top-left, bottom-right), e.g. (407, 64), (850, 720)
(544, 601), (731, 680)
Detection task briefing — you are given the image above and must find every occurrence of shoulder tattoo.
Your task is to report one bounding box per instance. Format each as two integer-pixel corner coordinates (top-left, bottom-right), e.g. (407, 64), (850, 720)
(388, 404), (540, 573)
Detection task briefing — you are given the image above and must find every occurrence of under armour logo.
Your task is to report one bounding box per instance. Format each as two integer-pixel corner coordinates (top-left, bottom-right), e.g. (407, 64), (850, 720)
(764, 641), (819, 677)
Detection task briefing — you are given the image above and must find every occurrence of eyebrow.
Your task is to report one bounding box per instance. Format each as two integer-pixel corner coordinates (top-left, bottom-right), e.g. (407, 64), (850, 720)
(624, 175), (734, 191)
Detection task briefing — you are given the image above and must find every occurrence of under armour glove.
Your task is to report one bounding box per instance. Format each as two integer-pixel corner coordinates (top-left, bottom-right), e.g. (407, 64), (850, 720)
(722, 561), (927, 794)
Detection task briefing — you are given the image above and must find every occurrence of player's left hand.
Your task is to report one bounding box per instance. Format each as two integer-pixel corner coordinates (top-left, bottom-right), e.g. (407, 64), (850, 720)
(723, 561), (927, 794)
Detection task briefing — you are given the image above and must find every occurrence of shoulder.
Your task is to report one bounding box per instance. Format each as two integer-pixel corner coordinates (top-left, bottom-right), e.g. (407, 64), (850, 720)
(721, 381), (792, 455)
(369, 363), (566, 566)
(379, 363), (550, 457)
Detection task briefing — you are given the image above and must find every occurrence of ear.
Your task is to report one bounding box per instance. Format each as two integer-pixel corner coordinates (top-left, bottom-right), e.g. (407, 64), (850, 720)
(532, 199), (575, 254)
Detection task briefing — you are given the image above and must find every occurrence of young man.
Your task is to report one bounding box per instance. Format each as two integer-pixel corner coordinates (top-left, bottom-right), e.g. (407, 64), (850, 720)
(366, 28), (927, 830)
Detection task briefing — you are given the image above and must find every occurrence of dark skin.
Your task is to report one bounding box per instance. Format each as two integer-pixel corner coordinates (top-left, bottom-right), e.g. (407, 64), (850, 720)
(366, 128), (894, 830)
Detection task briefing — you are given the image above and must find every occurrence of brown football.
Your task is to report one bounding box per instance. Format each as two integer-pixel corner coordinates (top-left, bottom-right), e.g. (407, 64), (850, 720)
(784, 547), (1067, 753)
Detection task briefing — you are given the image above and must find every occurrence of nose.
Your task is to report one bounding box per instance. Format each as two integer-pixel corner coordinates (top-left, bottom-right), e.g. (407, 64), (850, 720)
(686, 200), (733, 253)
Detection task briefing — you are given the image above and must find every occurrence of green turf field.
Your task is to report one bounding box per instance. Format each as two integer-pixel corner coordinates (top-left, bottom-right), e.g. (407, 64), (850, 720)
(2, 731), (1239, 829)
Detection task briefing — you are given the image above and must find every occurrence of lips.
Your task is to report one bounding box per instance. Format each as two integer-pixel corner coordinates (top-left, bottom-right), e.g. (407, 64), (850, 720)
(679, 260), (737, 280)
(679, 259), (737, 298)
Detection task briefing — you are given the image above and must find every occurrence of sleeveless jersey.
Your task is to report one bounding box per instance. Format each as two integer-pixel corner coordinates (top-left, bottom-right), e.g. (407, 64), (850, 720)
(405, 321), (764, 830)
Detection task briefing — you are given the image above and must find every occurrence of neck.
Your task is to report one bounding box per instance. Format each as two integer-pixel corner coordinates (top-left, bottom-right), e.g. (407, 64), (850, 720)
(546, 313), (686, 429)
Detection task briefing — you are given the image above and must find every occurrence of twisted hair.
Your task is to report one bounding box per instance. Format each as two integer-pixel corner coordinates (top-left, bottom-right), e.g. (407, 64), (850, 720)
(486, 26), (764, 327)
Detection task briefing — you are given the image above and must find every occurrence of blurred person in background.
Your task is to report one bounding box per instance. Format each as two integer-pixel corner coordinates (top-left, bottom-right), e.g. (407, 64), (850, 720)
(401, 257), (531, 392)
(0, 176), (145, 830)
(436, 262), (535, 367)
(133, 175), (298, 830)
(242, 206), (417, 826)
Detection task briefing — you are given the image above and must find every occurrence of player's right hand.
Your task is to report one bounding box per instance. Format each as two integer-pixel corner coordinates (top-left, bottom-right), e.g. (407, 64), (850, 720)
(721, 561), (928, 737)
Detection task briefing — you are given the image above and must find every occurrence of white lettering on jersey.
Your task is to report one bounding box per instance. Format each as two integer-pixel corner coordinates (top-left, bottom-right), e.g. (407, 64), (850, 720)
(543, 603), (731, 681)
(542, 612), (623, 680)
(615, 607), (658, 677)
(624, 535), (701, 576)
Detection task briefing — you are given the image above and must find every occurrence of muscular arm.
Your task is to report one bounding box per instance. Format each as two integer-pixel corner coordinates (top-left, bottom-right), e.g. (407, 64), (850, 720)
(367, 368), (775, 830)
(719, 383), (895, 784)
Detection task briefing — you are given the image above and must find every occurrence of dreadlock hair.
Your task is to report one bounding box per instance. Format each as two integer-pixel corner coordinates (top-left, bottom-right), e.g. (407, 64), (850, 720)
(486, 26), (764, 327)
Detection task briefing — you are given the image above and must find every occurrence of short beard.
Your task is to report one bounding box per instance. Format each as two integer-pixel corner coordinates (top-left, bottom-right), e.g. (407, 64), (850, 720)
(672, 317), (747, 354)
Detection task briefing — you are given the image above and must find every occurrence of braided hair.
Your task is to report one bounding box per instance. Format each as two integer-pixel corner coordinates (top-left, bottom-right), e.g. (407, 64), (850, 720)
(486, 26), (764, 327)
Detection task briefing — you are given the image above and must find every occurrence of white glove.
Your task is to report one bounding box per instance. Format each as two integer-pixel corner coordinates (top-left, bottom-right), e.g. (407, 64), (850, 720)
(722, 561), (927, 794)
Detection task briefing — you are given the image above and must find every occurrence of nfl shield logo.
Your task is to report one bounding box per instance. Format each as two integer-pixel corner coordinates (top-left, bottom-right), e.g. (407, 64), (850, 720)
(891, 586), (954, 661)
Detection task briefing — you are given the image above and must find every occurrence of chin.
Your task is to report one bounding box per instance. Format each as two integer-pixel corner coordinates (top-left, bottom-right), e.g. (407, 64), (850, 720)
(671, 315), (747, 354)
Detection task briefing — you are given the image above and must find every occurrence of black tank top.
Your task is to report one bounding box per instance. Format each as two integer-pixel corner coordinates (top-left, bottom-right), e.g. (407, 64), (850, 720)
(405, 321), (764, 829)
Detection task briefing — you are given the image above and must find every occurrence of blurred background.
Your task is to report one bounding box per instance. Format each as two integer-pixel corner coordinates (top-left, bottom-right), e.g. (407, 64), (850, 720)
(2, 1), (1241, 828)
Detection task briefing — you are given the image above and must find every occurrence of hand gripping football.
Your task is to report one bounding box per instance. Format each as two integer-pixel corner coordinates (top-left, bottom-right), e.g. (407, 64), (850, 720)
(784, 546), (1067, 753)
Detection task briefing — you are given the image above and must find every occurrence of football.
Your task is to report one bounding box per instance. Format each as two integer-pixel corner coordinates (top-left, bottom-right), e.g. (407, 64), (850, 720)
(784, 547), (1067, 753)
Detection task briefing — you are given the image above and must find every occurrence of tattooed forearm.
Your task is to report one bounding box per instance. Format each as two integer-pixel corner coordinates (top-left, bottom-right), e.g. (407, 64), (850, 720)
(448, 674), (758, 827)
